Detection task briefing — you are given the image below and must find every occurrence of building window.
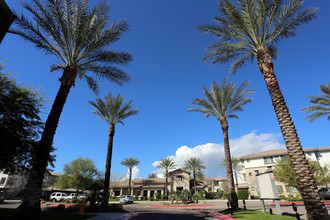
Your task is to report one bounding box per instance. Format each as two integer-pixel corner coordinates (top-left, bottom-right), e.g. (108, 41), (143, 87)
(0, 177), (6, 185)
(248, 172), (252, 176)
(264, 156), (274, 165)
(285, 186), (299, 193)
(276, 185), (283, 194)
(176, 175), (183, 181)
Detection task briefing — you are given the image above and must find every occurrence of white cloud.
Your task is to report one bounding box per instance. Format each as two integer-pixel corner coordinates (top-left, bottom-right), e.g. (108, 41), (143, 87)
(151, 131), (285, 178)
(119, 166), (140, 181)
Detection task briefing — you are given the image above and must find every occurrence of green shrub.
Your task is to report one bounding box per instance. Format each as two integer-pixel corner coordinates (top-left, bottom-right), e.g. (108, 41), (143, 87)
(192, 194), (199, 201)
(237, 189), (249, 200)
(154, 192), (161, 201)
(222, 192), (229, 199)
(148, 197), (154, 201)
(216, 190), (224, 199)
(161, 194), (166, 200)
(278, 195), (286, 200)
(296, 194), (302, 199)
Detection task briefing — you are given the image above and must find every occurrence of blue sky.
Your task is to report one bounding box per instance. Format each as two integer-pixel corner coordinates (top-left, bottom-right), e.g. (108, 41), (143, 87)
(1, 0), (330, 180)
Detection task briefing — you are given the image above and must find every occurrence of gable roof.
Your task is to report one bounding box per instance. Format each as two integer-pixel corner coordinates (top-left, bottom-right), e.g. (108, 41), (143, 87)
(239, 146), (330, 160)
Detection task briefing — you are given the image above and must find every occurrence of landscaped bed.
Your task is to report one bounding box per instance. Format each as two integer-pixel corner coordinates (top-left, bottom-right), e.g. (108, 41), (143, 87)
(220, 208), (300, 220)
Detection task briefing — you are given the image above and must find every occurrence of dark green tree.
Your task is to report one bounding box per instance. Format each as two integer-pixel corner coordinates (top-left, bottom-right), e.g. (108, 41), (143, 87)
(0, 65), (55, 173)
(10, 0), (132, 217)
(90, 93), (138, 205)
(55, 157), (100, 193)
(156, 157), (177, 197)
(198, 0), (328, 218)
(187, 79), (252, 208)
(120, 157), (140, 196)
(183, 158), (206, 195)
(301, 83), (330, 122)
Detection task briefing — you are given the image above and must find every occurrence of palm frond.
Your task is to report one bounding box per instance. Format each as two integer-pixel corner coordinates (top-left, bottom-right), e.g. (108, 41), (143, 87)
(301, 83), (330, 122)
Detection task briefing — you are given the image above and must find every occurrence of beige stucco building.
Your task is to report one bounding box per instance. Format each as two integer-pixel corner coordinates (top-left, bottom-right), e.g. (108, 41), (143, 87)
(234, 146), (330, 198)
(110, 168), (227, 199)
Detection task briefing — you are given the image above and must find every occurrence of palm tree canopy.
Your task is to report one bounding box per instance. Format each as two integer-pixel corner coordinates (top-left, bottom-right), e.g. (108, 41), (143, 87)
(156, 157), (177, 172)
(187, 78), (253, 121)
(198, 0), (317, 73)
(148, 173), (158, 178)
(120, 157), (140, 169)
(183, 157), (206, 173)
(301, 83), (330, 122)
(10, 0), (132, 92)
(89, 93), (139, 125)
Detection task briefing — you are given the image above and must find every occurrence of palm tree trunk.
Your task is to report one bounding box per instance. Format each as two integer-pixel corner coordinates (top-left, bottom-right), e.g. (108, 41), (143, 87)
(128, 168), (132, 196)
(102, 123), (115, 206)
(220, 118), (238, 209)
(193, 171), (197, 195)
(165, 170), (168, 198)
(257, 48), (329, 220)
(16, 68), (76, 219)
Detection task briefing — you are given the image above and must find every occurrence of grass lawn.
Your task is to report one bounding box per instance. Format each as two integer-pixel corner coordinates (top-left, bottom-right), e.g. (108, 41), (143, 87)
(221, 208), (300, 220)
(0, 208), (96, 220)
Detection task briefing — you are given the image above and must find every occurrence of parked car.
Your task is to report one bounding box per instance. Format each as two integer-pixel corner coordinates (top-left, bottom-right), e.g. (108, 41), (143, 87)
(119, 195), (134, 204)
(67, 193), (88, 199)
(319, 187), (330, 200)
(50, 192), (68, 202)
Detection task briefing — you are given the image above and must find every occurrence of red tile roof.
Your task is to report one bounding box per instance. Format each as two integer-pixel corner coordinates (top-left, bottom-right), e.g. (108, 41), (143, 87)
(239, 146), (330, 160)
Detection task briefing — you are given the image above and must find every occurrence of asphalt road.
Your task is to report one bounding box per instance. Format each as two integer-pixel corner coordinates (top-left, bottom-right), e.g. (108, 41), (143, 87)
(1, 199), (330, 219)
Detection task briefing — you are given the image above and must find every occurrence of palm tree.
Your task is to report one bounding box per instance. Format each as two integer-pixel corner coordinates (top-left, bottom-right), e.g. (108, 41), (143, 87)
(183, 157), (206, 195)
(156, 157), (177, 198)
(120, 157), (141, 196)
(301, 83), (330, 122)
(90, 93), (138, 205)
(198, 1), (329, 219)
(10, 0), (132, 217)
(187, 79), (252, 209)
(148, 173), (158, 178)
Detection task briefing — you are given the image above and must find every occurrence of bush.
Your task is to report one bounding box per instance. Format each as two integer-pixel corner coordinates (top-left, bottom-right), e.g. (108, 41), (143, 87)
(278, 195), (286, 200)
(296, 194), (302, 200)
(148, 197), (154, 201)
(192, 194), (199, 202)
(237, 189), (249, 200)
(222, 192), (229, 199)
(216, 190), (224, 199)
(154, 192), (161, 201)
(161, 194), (166, 200)
(287, 194), (294, 201)
(250, 195), (259, 199)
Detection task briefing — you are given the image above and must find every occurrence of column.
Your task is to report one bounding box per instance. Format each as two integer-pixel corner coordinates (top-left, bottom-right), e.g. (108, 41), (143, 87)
(120, 188), (123, 196)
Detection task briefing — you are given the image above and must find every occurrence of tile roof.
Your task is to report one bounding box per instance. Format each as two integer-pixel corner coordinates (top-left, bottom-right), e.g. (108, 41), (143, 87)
(239, 146), (330, 160)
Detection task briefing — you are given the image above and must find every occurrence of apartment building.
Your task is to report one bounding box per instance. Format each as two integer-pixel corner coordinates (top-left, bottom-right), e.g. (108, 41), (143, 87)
(234, 146), (330, 197)
(110, 168), (227, 199)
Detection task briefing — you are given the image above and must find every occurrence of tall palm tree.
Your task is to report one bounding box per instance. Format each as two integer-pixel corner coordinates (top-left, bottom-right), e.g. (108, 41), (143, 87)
(10, 0), (132, 217)
(121, 157), (141, 196)
(90, 93), (138, 205)
(187, 79), (252, 208)
(156, 157), (177, 198)
(198, 1), (329, 219)
(183, 157), (206, 195)
(301, 83), (330, 122)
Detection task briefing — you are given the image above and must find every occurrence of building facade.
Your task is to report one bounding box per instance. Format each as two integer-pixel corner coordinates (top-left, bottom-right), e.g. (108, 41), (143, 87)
(235, 146), (330, 197)
(110, 169), (227, 199)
